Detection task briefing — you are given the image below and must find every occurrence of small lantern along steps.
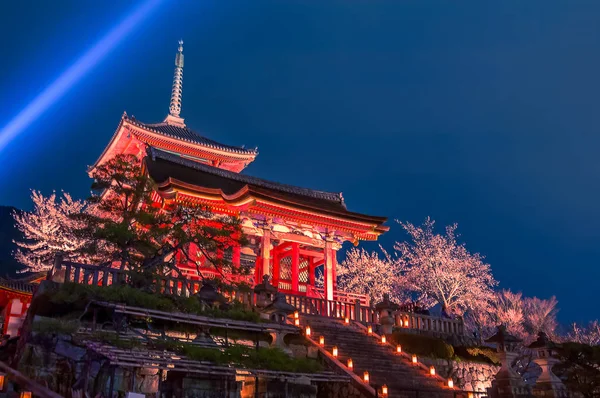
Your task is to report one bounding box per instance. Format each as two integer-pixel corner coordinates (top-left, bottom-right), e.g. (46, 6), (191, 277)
(305, 317), (452, 394)
(356, 321), (454, 390)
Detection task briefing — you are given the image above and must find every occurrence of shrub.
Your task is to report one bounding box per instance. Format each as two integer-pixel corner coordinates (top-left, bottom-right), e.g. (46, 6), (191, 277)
(50, 283), (260, 323)
(462, 346), (500, 365)
(32, 318), (80, 335)
(51, 283), (175, 312)
(390, 332), (454, 359)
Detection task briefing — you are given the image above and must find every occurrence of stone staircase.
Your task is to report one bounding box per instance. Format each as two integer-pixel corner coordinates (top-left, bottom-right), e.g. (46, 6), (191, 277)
(304, 316), (458, 398)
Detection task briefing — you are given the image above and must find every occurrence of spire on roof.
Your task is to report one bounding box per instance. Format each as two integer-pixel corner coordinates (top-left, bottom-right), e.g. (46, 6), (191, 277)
(165, 40), (185, 126)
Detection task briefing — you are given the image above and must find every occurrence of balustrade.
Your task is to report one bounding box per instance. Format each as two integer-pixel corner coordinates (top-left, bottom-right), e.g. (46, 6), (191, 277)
(51, 260), (463, 336)
(283, 291), (464, 337)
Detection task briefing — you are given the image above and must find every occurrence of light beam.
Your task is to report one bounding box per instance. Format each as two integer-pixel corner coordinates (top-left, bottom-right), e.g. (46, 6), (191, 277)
(0, 0), (164, 153)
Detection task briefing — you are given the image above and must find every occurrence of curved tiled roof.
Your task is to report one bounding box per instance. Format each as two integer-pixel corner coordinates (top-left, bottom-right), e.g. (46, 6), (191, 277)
(0, 279), (35, 294)
(128, 117), (258, 156)
(148, 147), (346, 206)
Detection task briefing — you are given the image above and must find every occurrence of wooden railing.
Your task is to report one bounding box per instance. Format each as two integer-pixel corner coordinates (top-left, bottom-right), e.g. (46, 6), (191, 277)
(283, 293), (464, 337)
(50, 260), (463, 336)
(392, 311), (464, 336)
(50, 261), (254, 306)
(308, 286), (370, 306)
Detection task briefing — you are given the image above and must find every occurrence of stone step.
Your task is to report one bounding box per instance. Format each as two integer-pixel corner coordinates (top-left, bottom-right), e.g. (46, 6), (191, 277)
(302, 316), (452, 398)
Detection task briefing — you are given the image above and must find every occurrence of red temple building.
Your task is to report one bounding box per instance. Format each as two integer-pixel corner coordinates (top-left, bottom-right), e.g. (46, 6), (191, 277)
(0, 272), (45, 336)
(94, 41), (388, 303)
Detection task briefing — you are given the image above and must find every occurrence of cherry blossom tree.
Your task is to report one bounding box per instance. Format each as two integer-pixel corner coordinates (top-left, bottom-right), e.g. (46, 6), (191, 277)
(523, 295), (559, 339)
(463, 298), (497, 343)
(492, 289), (527, 339)
(394, 217), (497, 314)
(332, 246), (407, 304)
(567, 320), (600, 346)
(464, 289), (559, 343)
(13, 190), (90, 272)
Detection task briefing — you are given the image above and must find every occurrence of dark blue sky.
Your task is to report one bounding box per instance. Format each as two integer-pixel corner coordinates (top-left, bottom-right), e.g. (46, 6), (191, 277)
(1, 1), (599, 325)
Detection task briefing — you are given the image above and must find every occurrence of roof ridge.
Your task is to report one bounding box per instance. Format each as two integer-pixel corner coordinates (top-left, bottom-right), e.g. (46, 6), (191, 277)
(128, 116), (258, 155)
(148, 147), (345, 204)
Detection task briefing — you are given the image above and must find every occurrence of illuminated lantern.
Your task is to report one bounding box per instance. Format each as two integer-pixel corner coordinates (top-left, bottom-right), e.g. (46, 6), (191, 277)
(294, 318), (300, 326)
(448, 379), (454, 388)
(363, 371), (370, 383)
(305, 326), (311, 337)
(319, 336), (325, 346)
(347, 358), (353, 370)
(382, 385), (388, 396)
(345, 317), (350, 324)
(20, 392), (32, 398)
(0, 374), (4, 391)
(367, 325), (373, 335)
(429, 366), (436, 376)
(381, 335), (387, 343)
(396, 345), (402, 353)
(332, 346), (338, 357)
(398, 319), (403, 327)
(294, 311), (299, 319)
(412, 354), (418, 364)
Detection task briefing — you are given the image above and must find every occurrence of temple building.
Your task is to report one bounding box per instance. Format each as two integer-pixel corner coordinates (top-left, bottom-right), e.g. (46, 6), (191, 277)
(94, 41), (388, 303)
(0, 272), (45, 336)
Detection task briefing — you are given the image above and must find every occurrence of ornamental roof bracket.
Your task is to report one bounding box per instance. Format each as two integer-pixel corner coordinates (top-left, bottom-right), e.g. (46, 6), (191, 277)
(165, 40), (185, 127)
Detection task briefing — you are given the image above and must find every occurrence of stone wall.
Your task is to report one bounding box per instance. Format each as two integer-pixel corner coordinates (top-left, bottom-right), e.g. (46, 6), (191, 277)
(420, 357), (500, 393)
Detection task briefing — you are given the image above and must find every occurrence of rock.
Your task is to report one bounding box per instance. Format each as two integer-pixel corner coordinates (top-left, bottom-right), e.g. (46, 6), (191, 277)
(55, 340), (86, 361)
(307, 346), (319, 359)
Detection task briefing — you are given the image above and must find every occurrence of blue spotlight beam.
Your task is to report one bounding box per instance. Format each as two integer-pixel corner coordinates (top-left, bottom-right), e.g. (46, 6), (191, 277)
(0, 0), (164, 153)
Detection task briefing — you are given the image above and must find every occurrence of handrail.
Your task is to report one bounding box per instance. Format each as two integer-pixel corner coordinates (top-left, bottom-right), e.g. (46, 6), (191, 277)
(0, 361), (64, 398)
(311, 287), (370, 306)
(283, 293), (464, 337)
(95, 301), (298, 333)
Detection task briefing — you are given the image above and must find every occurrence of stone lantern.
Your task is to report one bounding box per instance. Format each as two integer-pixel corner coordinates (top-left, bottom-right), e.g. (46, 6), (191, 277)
(374, 293), (399, 335)
(253, 275), (277, 309)
(527, 332), (567, 397)
(485, 325), (530, 398)
(196, 281), (228, 310)
(262, 293), (297, 324)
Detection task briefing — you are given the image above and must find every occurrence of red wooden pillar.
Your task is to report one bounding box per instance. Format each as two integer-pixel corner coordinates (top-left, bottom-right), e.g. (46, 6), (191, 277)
(331, 249), (337, 294)
(254, 255), (263, 285)
(291, 243), (300, 293)
(308, 257), (315, 288)
(272, 246), (280, 290)
(232, 245), (241, 283)
(324, 240), (334, 301)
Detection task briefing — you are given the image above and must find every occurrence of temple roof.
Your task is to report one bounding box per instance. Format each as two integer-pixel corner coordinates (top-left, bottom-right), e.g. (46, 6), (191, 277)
(127, 116), (258, 156)
(145, 147), (388, 228)
(0, 279), (35, 294)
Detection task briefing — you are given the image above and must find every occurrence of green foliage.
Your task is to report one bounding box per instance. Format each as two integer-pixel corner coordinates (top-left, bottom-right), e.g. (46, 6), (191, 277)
(32, 318), (80, 335)
(553, 342), (600, 398)
(453, 346), (499, 364)
(209, 327), (272, 344)
(466, 347), (499, 364)
(50, 282), (260, 323)
(88, 331), (142, 350)
(88, 334), (321, 373)
(77, 154), (248, 275)
(51, 282), (176, 312)
(390, 332), (454, 359)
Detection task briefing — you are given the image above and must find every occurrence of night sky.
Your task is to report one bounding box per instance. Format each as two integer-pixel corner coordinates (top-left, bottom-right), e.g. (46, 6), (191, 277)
(1, 1), (599, 325)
